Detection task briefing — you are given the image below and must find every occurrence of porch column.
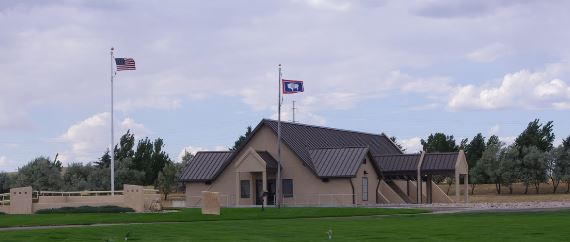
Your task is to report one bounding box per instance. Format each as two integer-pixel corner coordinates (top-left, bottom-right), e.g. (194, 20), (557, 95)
(427, 175), (432, 204)
(416, 174), (421, 204)
(262, 170), (267, 206)
(455, 172), (460, 203)
(464, 173), (469, 203)
(235, 172), (240, 206)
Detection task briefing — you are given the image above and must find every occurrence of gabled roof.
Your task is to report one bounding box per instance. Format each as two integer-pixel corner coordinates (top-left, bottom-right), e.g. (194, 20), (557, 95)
(180, 119), (403, 182)
(309, 147), (369, 178)
(262, 119), (402, 173)
(421, 152), (459, 173)
(374, 154), (421, 175)
(179, 151), (233, 182)
(256, 151), (279, 170)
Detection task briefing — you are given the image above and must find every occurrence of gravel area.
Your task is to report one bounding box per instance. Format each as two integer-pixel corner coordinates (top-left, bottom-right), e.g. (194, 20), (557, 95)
(372, 201), (570, 213)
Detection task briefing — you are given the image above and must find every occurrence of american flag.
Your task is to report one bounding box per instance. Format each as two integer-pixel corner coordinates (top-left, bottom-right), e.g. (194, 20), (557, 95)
(115, 58), (136, 71)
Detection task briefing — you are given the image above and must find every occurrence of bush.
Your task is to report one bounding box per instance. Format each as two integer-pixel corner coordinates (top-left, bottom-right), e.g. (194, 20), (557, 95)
(35, 205), (134, 214)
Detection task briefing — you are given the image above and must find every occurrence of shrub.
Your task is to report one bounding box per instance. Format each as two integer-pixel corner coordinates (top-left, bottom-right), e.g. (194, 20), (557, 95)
(35, 205), (134, 214)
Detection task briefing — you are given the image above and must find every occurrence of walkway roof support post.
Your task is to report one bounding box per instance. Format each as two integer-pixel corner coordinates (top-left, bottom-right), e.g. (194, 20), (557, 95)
(416, 151), (425, 204)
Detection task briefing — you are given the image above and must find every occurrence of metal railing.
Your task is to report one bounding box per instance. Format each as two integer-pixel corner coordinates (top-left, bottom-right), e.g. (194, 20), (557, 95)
(281, 193), (355, 207)
(0, 193), (9, 206)
(37, 190), (125, 196)
(183, 193), (355, 207)
(185, 194), (234, 208)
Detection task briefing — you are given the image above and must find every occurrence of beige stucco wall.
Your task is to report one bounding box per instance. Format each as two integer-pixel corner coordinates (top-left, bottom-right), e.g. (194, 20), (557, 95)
(9, 187), (33, 214)
(378, 180), (406, 203)
(185, 125), (381, 206)
(351, 155), (380, 205)
(124, 184), (145, 212)
(37, 195), (124, 204)
(4, 185), (154, 214)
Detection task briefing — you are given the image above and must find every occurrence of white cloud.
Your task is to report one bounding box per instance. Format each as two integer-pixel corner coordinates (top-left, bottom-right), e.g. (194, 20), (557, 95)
(448, 63), (570, 110)
(500, 136), (516, 146)
(177, 146), (206, 161)
(400, 137), (423, 153)
(59, 112), (150, 162)
(177, 145), (227, 162)
(488, 124), (501, 136)
(467, 42), (509, 62)
(0, 156), (11, 171)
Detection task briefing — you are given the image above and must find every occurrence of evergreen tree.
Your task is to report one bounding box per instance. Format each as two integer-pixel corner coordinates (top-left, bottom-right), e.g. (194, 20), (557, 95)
(487, 135), (500, 147)
(464, 133), (486, 194)
(421, 133), (459, 152)
(230, 126), (253, 151)
(389, 136), (406, 152)
(514, 119), (555, 154)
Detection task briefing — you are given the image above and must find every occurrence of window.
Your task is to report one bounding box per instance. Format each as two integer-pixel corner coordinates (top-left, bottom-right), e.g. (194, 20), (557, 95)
(362, 177), (368, 201)
(240, 180), (250, 198)
(282, 179), (293, 197)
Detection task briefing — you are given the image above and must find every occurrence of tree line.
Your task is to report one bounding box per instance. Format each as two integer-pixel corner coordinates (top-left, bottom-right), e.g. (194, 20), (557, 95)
(0, 130), (195, 199)
(406, 119), (570, 194)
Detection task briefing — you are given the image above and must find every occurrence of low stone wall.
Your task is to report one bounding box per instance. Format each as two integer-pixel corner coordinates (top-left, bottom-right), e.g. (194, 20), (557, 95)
(3, 185), (158, 214)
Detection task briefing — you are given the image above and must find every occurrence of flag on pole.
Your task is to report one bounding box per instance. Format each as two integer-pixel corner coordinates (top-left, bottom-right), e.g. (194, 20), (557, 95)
(115, 58), (136, 71)
(282, 79), (304, 94)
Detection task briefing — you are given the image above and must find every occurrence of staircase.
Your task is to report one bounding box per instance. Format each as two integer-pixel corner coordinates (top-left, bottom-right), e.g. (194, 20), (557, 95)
(385, 180), (413, 203)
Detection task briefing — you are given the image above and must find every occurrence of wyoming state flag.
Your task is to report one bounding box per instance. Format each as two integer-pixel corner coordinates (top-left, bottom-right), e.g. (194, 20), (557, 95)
(282, 80), (304, 94)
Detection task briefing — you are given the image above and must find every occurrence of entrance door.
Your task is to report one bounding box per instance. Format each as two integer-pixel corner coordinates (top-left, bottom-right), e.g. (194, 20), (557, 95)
(255, 179), (276, 205)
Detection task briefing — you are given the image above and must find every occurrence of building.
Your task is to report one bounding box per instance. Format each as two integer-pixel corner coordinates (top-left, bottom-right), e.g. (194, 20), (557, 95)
(179, 119), (468, 207)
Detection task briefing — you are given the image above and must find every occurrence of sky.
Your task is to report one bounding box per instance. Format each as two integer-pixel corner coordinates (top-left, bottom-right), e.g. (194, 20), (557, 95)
(1, 0), (570, 172)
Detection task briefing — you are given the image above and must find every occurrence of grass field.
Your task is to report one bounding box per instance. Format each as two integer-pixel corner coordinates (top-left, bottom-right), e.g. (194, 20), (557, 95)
(0, 207), (426, 228)
(2, 209), (570, 241)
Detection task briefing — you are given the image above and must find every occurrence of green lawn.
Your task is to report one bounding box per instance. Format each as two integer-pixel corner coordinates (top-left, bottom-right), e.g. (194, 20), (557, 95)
(0, 207), (425, 228)
(2, 210), (570, 241)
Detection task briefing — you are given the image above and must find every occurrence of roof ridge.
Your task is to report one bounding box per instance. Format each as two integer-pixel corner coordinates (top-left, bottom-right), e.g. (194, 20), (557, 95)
(373, 153), (421, 157)
(308, 146), (369, 150)
(196, 151), (233, 154)
(262, 119), (384, 137)
(424, 152), (460, 155)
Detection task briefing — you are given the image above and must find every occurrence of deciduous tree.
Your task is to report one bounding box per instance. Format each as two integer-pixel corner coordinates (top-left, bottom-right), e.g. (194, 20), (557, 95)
(15, 156), (63, 191)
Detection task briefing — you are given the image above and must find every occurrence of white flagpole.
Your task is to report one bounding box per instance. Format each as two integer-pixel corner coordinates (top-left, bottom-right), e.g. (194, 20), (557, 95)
(110, 47), (115, 195)
(277, 64), (282, 208)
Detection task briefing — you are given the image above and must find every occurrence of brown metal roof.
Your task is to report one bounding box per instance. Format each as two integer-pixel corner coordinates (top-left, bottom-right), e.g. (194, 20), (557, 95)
(421, 153), (458, 174)
(374, 154), (421, 175)
(309, 147), (369, 178)
(263, 119), (402, 175)
(179, 151), (233, 182)
(181, 119), (403, 182)
(256, 151), (279, 170)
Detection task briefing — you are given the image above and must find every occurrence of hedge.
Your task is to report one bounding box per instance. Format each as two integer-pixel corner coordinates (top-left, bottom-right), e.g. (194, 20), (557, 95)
(35, 205), (134, 214)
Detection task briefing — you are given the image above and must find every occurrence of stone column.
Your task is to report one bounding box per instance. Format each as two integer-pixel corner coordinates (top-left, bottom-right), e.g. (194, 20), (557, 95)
(455, 172), (460, 203)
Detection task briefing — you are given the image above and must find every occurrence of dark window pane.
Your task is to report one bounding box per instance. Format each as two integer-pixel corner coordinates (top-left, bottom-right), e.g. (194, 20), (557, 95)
(282, 179), (293, 197)
(240, 180), (250, 198)
(362, 177), (368, 201)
